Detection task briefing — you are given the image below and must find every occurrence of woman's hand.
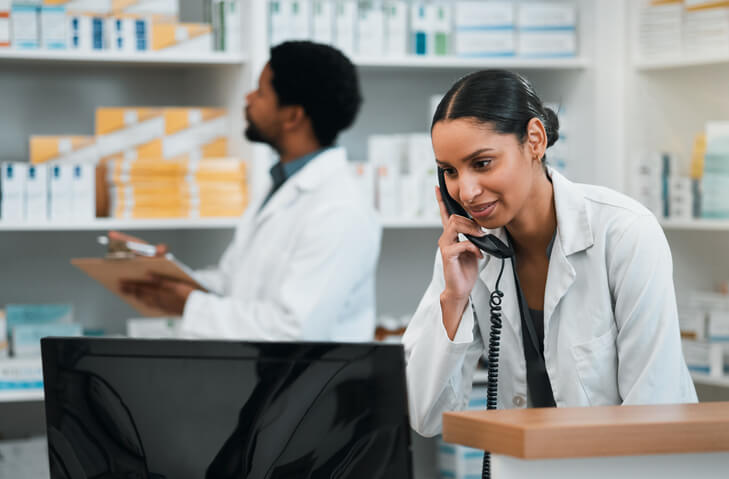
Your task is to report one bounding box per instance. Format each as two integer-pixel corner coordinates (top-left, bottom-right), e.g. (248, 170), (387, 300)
(436, 187), (486, 340)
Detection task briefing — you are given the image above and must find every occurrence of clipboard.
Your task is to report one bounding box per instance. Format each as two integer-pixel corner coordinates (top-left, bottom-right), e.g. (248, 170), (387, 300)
(71, 254), (208, 317)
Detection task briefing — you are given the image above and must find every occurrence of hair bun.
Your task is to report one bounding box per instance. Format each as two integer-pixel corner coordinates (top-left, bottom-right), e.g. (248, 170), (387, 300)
(543, 107), (560, 147)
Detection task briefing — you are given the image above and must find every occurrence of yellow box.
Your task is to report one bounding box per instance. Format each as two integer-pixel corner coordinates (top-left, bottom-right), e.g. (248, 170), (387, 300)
(30, 136), (99, 165)
(95, 107), (229, 158)
(151, 22), (212, 52)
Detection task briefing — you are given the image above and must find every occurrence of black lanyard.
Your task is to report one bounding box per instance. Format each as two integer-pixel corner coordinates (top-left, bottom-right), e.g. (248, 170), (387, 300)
(509, 251), (557, 408)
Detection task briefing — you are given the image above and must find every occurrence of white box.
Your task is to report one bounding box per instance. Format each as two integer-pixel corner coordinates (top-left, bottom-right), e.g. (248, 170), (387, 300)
(1, 162), (27, 222)
(11, 3), (39, 49)
(430, 2), (451, 56)
(410, 1), (432, 55)
(357, 0), (384, 56)
(40, 5), (65, 49)
(517, 2), (577, 29)
(289, 0), (310, 40)
(334, 0), (356, 55)
(351, 161), (375, 209)
(25, 164), (48, 222)
(49, 163), (73, 222)
(682, 339), (725, 376)
(67, 13), (93, 51)
(384, 0), (407, 56)
(106, 16), (135, 52)
(399, 173), (422, 218)
(456, 29), (515, 57)
(127, 317), (181, 338)
(269, 0), (290, 45)
(71, 163), (95, 221)
(708, 310), (729, 341)
(455, 1), (514, 29)
(312, 0), (334, 44)
(518, 30), (576, 57)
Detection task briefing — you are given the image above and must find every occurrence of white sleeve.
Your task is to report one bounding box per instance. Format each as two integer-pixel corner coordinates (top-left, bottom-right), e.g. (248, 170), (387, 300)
(402, 250), (485, 437)
(191, 242), (236, 296)
(180, 205), (381, 341)
(608, 214), (697, 404)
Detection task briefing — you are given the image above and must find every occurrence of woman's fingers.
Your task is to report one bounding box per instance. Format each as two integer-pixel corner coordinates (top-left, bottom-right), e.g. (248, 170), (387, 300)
(443, 240), (483, 260)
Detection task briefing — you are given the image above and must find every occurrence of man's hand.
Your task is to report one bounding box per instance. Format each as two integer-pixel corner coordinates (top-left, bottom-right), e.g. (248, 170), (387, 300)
(120, 276), (198, 316)
(108, 230), (168, 257)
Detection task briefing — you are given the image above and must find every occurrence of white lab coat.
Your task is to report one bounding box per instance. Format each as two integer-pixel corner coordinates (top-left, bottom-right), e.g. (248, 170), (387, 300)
(403, 168), (697, 437)
(180, 147), (382, 342)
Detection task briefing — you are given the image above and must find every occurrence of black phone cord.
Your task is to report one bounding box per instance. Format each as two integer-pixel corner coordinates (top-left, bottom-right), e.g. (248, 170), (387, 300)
(482, 257), (506, 479)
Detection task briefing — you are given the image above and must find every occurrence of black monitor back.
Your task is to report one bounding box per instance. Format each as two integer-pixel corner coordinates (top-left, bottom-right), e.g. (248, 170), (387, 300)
(41, 337), (413, 479)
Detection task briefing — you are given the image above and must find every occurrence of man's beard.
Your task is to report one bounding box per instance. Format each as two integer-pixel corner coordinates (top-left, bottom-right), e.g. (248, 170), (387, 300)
(244, 119), (274, 148)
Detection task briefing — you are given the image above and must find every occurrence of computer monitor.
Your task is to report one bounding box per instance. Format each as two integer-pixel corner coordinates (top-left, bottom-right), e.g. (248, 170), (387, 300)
(41, 337), (413, 478)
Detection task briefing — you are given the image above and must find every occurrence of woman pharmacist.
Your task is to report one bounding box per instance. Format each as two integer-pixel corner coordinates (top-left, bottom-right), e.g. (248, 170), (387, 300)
(403, 70), (697, 440)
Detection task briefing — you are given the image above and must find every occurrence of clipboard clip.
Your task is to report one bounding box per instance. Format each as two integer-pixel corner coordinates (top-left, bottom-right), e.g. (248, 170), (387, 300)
(97, 235), (156, 260)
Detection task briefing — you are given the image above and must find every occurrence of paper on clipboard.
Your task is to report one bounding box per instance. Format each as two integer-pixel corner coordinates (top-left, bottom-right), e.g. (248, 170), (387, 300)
(71, 253), (208, 317)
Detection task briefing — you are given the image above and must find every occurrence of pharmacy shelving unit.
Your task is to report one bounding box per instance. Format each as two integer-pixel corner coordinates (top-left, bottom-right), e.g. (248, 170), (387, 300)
(628, 2), (729, 400)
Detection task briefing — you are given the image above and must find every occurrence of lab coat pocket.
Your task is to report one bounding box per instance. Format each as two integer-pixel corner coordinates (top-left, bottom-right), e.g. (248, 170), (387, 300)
(571, 324), (620, 406)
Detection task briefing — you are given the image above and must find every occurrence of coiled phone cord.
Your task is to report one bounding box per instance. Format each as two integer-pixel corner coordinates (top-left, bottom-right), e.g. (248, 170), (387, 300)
(483, 257), (506, 479)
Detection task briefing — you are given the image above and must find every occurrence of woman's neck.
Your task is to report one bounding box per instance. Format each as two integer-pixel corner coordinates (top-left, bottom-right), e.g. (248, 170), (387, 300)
(505, 169), (556, 259)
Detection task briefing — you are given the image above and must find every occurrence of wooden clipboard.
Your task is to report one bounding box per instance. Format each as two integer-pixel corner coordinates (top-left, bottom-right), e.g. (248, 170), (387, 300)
(71, 256), (206, 317)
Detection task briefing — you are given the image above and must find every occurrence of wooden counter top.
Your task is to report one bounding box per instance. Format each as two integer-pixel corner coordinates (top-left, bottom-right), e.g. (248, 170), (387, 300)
(442, 402), (729, 459)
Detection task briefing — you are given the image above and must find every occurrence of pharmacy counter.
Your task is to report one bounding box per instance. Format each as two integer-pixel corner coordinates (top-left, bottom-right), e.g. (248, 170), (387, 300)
(442, 402), (729, 479)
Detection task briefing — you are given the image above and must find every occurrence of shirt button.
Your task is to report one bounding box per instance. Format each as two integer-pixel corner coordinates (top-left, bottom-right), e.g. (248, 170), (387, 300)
(512, 395), (526, 407)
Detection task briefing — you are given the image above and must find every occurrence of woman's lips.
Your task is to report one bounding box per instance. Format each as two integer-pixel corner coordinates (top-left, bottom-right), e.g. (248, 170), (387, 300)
(468, 201), (497, 219)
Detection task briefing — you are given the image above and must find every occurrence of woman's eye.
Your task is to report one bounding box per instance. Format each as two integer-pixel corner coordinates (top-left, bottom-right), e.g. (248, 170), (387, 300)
(443, 168), (457, 177)
(474, 159), (492, 169)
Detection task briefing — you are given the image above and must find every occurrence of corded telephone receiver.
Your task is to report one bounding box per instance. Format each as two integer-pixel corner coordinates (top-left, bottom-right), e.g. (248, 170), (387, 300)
(437, 166), (511, 479)
(436, 168), (513, 259)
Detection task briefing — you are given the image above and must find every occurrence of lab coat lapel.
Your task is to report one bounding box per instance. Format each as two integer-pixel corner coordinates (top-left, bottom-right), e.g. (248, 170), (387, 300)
(543, 168), (593, 336)
(253, 148), (348, 229)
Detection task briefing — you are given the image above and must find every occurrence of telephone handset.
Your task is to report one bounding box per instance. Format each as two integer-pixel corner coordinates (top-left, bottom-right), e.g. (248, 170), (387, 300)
(437, 166), (510, 479)
(436, 167), (513, 259)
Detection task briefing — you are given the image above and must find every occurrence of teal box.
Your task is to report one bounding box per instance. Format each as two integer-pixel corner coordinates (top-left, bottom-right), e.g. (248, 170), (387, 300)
(11, 322), (82, 357)
(6, 303), (73, 329)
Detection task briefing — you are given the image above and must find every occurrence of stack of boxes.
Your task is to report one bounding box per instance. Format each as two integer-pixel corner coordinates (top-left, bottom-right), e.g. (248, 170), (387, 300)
(637, 0), (683, 60)
(701, 122), (729, 219)
(680, 291), (729, 378)
(684, 0), (729, 57)
(106, 156), (247, 219)
(0, 106), (248, 223)
(97, 106), (247, 219)
(638, 0), (729, 62)
(0, 0), (241, 53)
(517, 2), (577, 57)
(357, 133), (438, 220)
(269, 0), (579, 59)
(437, 385), (488, 478)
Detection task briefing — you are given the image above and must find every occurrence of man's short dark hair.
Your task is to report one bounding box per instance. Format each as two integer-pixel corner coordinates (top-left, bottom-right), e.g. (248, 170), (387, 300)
(269, 41), (362, 147)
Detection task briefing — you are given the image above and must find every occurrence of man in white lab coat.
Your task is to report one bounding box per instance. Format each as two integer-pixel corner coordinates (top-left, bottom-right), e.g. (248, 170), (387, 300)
(120, 41), (381, 341)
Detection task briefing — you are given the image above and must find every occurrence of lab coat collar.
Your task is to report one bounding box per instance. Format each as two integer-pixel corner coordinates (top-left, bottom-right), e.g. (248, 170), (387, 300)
(475, 167), (592, 341)
(550, 167), (593, 256)
(255, 147), (348, 225)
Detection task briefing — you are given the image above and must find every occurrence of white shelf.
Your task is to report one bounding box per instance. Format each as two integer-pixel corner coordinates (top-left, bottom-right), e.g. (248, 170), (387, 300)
(635, 54), (729, 71)
(691, 372), (729, 388)
(0, 217), (240, 231)
(353, 55), (591, 71)
(0, 49), (247, 67)
(0, 389), (44, 403)
(660, 219), (729, 232)
(0, 358), (44, 403)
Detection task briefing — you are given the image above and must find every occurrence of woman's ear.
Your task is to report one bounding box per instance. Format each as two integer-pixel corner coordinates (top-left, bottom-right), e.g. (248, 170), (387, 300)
(525, 117), (547, 163)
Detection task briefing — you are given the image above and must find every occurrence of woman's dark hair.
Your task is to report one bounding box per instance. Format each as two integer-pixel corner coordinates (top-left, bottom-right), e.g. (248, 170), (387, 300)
(269, 41), (362, 147)
(432, 70), (559, 162)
